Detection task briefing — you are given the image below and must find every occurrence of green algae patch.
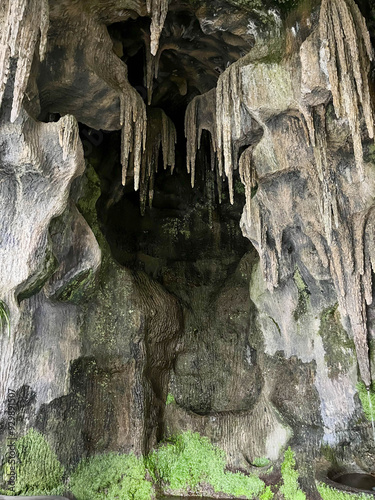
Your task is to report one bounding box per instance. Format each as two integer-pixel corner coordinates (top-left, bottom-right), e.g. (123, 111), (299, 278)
(293, 267), (310, 321)
(279, 447), (306, 500)
(318, 304), (355, 379)
(357, 381), (375, 422)
(146, 431), (266, 498)
(53, 269), (95, 303)
(166, 393), (176, 405)
(1, 429), (64, 495)
(0, 299), (10, 337)
(69, 452), (153, 500)
(252, 456), (271, 467)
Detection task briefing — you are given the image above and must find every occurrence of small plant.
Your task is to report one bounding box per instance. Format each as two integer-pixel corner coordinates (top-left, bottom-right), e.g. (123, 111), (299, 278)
(260, 485), (274, 499)
(165, 393), (176, 405)
(1, 429), (64, 495)
(0, 299), (10, 337)
(279, 447), (306, 500)
(252, 456), (271, 467)
(69, 452), (153, 500)
(317, 481), (373, 499)
(357, 382), (375, 422)
(146, 431), (265, 499)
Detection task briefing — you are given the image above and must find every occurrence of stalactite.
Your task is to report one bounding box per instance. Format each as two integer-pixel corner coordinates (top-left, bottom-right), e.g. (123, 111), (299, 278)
(59, 115), (80, 161)
(146, 0), (169, 56)
(139, 108), (176, 215)
(185, 97), (199, 188)
(84, 19), (148, 195)
(144, 37), (161, 106)
(319, 0), (374, 181)
(311, 105), (341, 245)
(0, 0), (50, 122)
(120, 91), (147, 191)
(145, 51), (154, 106)
(216, 63), (242, 205)
(215, 164), (223, 205)
(239, 146), (257, 225)
(161, 110), (176, 173)
(207, 169), (214, 229)
(185, 91), (219, 205)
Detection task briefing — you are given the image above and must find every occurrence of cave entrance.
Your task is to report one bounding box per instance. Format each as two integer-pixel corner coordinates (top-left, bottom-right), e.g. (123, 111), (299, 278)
(79, 7), (254, 290)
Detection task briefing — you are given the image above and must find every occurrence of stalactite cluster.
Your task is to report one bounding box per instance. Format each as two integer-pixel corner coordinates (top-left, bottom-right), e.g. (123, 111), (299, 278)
(0, 0), (49, 123)
(191, 0), (374, 386)
(319, 0), (374, 180)
(308, 0), (374, 386)
(185, 90), (222, 210)
(139, 108), (176, 215)
(309, 102), (374, 387)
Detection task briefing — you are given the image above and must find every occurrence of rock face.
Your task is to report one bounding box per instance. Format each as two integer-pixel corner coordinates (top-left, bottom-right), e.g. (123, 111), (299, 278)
(0, 0), (375, 496)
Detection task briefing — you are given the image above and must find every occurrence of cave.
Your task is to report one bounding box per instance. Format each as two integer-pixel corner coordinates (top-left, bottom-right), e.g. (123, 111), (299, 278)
(1, 0), (375, 499)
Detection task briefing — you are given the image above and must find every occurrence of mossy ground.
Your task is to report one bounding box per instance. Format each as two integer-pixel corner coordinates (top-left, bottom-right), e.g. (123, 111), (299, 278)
(1, 430), (271, 499)
(0, 429), (64, 496)
(2, 430), (368, 499)
(69, 453), (152, 500)
(279, 446), (306, 500)
(146, 431), (267, 499)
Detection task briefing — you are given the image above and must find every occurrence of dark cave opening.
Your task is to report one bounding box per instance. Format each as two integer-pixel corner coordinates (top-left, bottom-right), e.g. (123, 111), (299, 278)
(77, 8), (254, 287)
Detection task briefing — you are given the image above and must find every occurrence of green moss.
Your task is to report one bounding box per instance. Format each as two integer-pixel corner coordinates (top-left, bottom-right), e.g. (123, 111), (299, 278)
(252, 457), (271, 467)
(235, 179), (245, 195)
(146, 431), (265, 498)
(320, 445), (339, 467)
(317, 482), (373, 499)
(0, 299), (10, 337)
(69, 452), (153, 500)
(293, 267), (310, 321)
(54, 269), (95, 303)
(166, 393), (176, 405)
(77, 162), (108, 252)
(1, 429), (64, 495)
(279, 447), (306, 500)
(260, 486), (274, 499)
(269, 316), (281, 335)
(357, 381), (375, 422)
(318, 304), (355, 379)
(365, 143), (375, 164)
